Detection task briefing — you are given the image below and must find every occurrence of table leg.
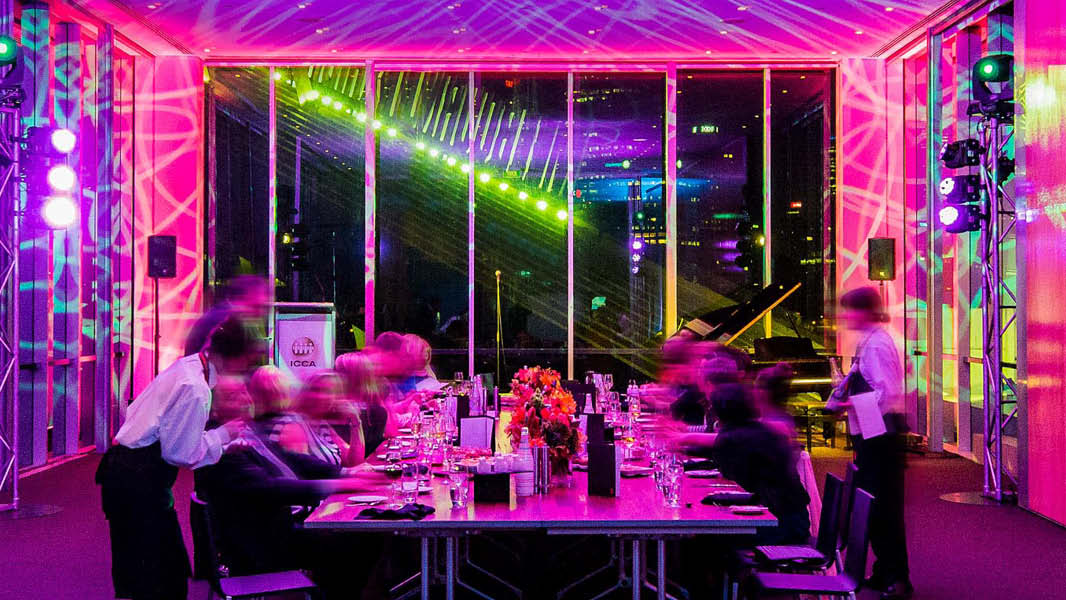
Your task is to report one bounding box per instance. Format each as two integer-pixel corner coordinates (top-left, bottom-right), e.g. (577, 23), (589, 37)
(632, 540), (642, 600)
(421, 537), (430, 600)
(445, 537), (456, 600)
(656, 540), (666, 600)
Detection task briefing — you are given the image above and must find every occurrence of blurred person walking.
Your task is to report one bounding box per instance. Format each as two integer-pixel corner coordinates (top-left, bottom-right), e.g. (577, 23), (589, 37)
(95, 316), (255, 600)
(828, 287), (912, 599)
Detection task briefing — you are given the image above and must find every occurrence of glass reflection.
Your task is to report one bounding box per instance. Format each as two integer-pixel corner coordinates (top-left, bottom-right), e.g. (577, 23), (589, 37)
(473, 73), (568, 376)
(574, 73), (665, 379)
(676, 71), (764, 345)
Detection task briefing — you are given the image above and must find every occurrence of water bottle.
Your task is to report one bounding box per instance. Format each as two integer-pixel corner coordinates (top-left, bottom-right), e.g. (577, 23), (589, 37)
(514, 427), (534, 497)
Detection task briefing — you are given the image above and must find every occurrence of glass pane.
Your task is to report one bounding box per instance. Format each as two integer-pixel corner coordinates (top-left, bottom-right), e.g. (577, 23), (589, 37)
(676, 71), (765, 347)
(275, 66), (366, 349)
(769, 70), (835, 350)
(574, 73), (664, 381)
(375, 72), (469, 376)
(473, 73), (568, 378)
(207, 68), (271, 286)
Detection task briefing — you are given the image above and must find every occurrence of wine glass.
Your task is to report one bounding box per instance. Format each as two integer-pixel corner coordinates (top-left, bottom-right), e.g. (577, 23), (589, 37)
(604, 373), (614, 391)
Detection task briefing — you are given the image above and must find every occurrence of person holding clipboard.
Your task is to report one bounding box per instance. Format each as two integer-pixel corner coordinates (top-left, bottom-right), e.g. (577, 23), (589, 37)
(95, 316), (255, 600)
(827, 287), (913, 600)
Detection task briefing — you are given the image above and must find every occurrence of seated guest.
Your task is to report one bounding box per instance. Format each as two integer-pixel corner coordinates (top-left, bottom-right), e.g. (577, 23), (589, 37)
(400, 334), (442, 393)
(755, 362), (799, 442)
(687, 384), (810, 544)
(263, 370), (366, 468)
(195, 385), (379, 578)
(336, 351), (399, 457)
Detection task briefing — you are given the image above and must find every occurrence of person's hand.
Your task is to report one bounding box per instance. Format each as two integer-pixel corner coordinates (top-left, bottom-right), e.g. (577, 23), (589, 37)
(221, 418), (245, 439)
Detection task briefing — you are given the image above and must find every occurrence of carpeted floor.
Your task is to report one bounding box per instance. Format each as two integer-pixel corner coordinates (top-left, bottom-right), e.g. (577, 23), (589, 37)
(2, 451), (1065, 599)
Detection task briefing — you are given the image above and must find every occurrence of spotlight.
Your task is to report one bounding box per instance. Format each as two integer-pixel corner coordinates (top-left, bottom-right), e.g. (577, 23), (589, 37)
(0, 34), (17, 67)
(371, 120), (382, 130)
(386, 127), (397, 137)
(479, 173), (491, 183)
(306, 89), (320, 101)
(50, 128), (77, 154)
(46, 164), (76, 192)
(631, 266), (640, 274)
(333, 101), (343, 110)
(415, 141), (426, 150)
(518, 191), (528, 200)
(356, 112), (367, 122)
(446, 157), (456, 166)
(939, 175), (981, 204)
(971, 54), (1013, 114)
(41, 196), (77, 229)
(631, 253), (642, 262)
(460, 163), (471, 173)
(281, 232), (293, 244)
(632, 240), (643, 250)
(321, 95), (332, 105)
(940, 139), (981, 168)
(939, 204), (982, 233)
(429, 148), (439, 157)
(498, 182), (509, 191)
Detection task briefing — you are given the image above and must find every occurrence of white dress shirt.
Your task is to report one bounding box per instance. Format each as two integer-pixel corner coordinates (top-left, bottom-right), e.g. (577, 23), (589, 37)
(114, 354), (232, 469)
(829, 325), (905, 419)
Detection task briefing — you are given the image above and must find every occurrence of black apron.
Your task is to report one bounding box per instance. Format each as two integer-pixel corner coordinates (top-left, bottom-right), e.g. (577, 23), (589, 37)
(96, 442), (191, 600)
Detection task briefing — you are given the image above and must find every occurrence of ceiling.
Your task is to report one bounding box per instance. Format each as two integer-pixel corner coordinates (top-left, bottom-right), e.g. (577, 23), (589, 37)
(78, 0), (947, 60)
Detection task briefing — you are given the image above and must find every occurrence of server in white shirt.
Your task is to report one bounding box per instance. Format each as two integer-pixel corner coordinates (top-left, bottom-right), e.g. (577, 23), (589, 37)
(827, 287), (912, 600)
(95, 316), (253, 600)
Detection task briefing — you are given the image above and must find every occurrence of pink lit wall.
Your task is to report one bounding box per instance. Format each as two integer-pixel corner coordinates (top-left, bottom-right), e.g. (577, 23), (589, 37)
(1018, 0), (1066, 526)
(837, 58), (907, 367)
(131, 56), (205, 395)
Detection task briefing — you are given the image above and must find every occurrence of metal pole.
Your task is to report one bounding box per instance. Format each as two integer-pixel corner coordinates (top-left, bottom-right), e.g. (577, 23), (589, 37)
(566, 72), (574, 380)
(664, 64), (677, 337)
(762, 67), (772, 336)
(467, 72), (475, 378)
(293, 136), (301, 300)
(420, 536), (430, 600)
(267, 67), (277, 360)
(364, 62), (376, 344)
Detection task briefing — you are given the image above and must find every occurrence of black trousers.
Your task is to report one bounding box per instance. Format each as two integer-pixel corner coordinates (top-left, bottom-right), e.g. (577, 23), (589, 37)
(97, 444), (190, 600)
(853, 415), (910, 582)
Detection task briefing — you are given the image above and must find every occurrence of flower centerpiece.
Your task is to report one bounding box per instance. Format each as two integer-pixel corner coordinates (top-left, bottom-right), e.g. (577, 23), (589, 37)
(506, 366), (580, 482)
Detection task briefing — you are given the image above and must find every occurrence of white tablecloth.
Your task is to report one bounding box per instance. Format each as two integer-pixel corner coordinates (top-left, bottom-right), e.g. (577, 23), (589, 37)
(797, 450), (821, 537)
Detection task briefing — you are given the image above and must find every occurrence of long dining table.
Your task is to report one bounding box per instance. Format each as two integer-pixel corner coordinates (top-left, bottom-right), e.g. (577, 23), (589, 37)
(303, 463), (777, 600)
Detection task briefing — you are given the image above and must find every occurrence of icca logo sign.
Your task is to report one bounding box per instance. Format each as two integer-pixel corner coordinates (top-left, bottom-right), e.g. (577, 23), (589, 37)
(290, 336), (317, 367)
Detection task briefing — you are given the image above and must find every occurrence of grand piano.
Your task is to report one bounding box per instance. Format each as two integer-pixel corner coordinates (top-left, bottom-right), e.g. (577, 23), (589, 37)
(678, 281), (838, 402)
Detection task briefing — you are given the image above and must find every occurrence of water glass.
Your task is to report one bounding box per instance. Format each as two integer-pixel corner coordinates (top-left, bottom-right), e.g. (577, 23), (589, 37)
(401, 462), (419, 505)
(449, 472), (469, 508)
(664, 459), (684, 508)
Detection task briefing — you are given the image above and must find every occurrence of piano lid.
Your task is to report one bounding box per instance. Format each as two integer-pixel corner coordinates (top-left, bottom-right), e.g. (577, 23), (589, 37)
(678, 281), (802, 346)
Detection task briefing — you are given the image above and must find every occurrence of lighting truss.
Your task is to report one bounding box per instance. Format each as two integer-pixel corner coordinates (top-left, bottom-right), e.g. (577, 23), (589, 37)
(0, 101), (19, 512)
(976, 111), (1017, 503)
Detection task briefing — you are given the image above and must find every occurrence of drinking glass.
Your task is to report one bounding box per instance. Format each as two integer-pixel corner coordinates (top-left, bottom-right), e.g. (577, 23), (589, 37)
(384, 463), (403, 507)
(664, 459), (684, 508)
(454, 371), (465, 382)
(604, 373), (614, 391)
(449, 472), (469, 508)
(401, 462), (419, 505)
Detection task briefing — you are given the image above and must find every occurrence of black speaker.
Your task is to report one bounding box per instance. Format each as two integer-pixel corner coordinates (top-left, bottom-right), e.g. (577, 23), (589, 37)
(868, 238), (896, 281)
(147, 235), (177, 279)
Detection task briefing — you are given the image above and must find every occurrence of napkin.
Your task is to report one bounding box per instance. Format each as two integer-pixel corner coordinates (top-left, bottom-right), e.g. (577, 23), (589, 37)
(356, 503), (436, 521)
(683, 459), (717, 471)
(701, 491), (755, 506)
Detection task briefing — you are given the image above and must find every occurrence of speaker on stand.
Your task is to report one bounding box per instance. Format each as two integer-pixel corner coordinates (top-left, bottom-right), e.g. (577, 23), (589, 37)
(148, 235), (177, 375)
(868, 237), (896, 308)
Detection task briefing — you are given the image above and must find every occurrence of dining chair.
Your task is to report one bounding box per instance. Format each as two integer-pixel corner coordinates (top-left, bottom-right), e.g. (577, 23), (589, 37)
(750, 488), (874, 599)
(191, 493), (319, 600)
(838, 462), (859, 550)
(754, 472), (845, 570)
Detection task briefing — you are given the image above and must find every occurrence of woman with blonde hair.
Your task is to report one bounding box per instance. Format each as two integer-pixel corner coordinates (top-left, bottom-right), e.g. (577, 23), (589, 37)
(262, 370), (367, 468)
(335, 351), (398, 456)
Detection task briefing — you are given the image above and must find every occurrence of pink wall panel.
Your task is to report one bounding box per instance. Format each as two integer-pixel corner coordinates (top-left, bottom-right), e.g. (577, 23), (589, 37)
(132, 56), (205, 395)
(1020, 0), (1066, 525)
(837, 58), (906, 362)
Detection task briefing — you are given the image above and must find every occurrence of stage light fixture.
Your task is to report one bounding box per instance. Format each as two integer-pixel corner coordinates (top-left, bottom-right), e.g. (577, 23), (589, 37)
(50, 128), (77, 154)
(518, 191), (528, 200)
(321, 95), (332, 105)
(632, 240), (643, 250)
(479, 173), (491, 183)
(535, 200), (547, 211)
(386, 127), (397, 137)
(938, 204), (982, 233)
(46, 164), (76, 192)
(306, 89), (320, 101)
(972, 54), (1013, 113)
(498, 182), (509, 191)
(41, 196), (76, 229)
(0, 34), (17, 67)
(940, 139), (981, 168)
(446, 157), (456, 167)
(415, 141), (425, 150)
(556, 209), (567, 221)
(631, 266), (640, 274)
(460, 163), (471, 173)
(939, 175), (981, 204)
(631, 253), (642, 262)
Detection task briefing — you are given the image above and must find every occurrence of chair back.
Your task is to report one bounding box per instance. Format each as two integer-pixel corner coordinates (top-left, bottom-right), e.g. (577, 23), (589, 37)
(814, 473), (844, 557)
(190, 492), (225, 587)
(842, 488), (874, 582)
(838, 462), (859, 549)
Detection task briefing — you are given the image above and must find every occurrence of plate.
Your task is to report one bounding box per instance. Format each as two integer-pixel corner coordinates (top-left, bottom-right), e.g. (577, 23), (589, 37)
(730, 505), (767, 515)
(398, 427), (413, 434)
(418, 485), (434, 494)
(687, 469), (721, 478)
(347, 495), (388, 504)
